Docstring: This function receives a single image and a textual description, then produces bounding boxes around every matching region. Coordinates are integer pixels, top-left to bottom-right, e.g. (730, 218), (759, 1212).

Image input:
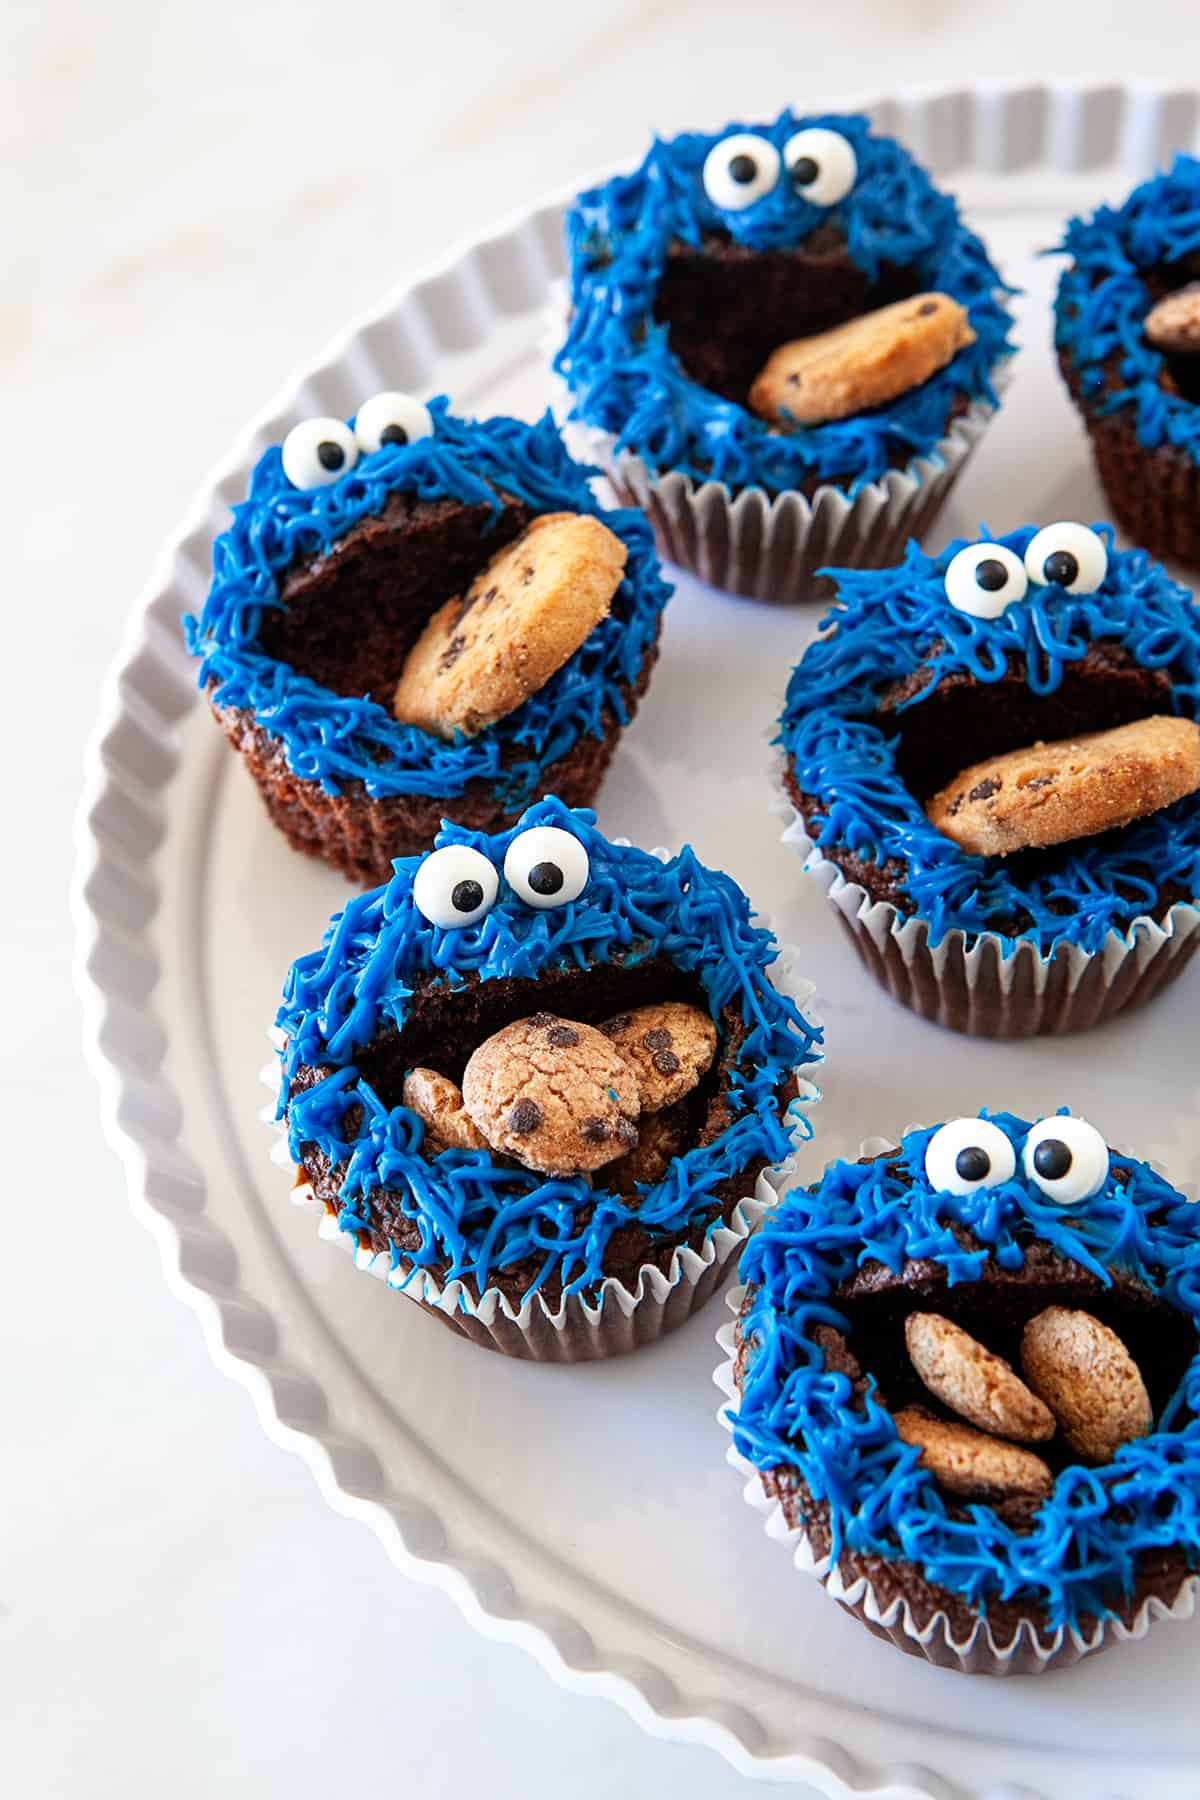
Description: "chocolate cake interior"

(651, 224), (922, 405)
(826, 1213), (1197, 1479)
(326, 951), (741, 1168)
(256, 493), (535, 703)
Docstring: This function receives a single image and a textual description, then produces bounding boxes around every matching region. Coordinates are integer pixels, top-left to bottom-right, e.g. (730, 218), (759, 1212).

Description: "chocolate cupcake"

(718, 1111), (1200, 1674)
(183, 399), (672, 883)
(1057, 156), (1200, 569)
(267, 797), (821, 1360)
(553, 110), (1013, 603)
(777, 521), (1200, 1036)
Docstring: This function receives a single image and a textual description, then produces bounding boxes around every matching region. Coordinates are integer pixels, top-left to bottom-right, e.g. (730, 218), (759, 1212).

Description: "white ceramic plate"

(74, 81), (1200, 1800)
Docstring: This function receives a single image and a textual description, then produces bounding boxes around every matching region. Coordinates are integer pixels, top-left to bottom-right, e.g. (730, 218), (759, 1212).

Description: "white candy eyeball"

(503, 826), (590, 910)
(783, 127), (858, 206)
(354, 391), (434, 456)
(281, 417), (359, 490)
(944, 542), (1028, 619)
(924, 1118), (1017, 1196)
(412, 845), (499, 930)
(702, 133), (781, 211)
(1022, 1115), (1110, 1205)
(1023, 523), (1109, 596)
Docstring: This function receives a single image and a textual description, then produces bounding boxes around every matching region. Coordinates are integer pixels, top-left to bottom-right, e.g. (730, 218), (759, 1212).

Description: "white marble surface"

(10, 5), (1200, 1796)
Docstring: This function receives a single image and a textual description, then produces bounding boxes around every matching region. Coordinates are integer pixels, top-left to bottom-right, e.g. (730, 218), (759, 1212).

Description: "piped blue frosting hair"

(183, 401), (671, 803)
(778, 525), (1200, 954)
(1056, 155), (1200, 462)
(733, 1111), (1200, 1631)
(275, 798), (821, 1302)
(555, 111), (1013, 498)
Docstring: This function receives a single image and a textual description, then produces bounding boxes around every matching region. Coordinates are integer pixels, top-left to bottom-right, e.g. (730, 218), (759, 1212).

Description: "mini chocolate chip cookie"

(926, 714), (1200, 857)
(748, 291), (975, 427)
(1144, 282), (1200, 355)
(461, 1011), (640, 1176)
(600, 1002), (718, 1113)
(392, 512), (627, 740)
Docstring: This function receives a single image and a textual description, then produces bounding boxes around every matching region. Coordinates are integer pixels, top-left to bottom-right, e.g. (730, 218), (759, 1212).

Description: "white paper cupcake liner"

(775, 772), (1200, 1038)
(544, 284), (1009, 604)
(714, 1268), (1200, 1677)
(261, 931), (821, 1362)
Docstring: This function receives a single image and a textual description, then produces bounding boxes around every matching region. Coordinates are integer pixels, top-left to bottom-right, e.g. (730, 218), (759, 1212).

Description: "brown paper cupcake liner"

(714, 1281), (1200, 1676)
(214, 634), (658, 885)
(262, 945), (821, 1363)
(776, 779), (1200, 1038)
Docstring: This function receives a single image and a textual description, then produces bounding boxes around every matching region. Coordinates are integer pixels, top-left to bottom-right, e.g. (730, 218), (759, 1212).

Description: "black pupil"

(975, 557), (1010, 593)
(790, 155), (820, 188)
(728, 153), (758, 185)
(451, 879), (483, 914)
(316, 440), (345, 472)
(1033, 1138), (1073, 1181)
(1042, 549), (1079, 587)
(380, 424), (408, 447)
(528, 861), (564, 896)
(955, 1145), (991, 1182)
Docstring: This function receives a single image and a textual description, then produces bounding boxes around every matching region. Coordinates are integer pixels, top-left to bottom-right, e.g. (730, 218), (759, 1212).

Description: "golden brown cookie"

(392, 512), (627, 740)
(461, 1012), (640, 1176)
(1144, 282), (1200, 354)
(926, 715), (1200, 857)
(606, 1104), (688, 1193)
(905, 1312), (1056, 1443)
(1021, 1307), (1152, 1464)
(747, 292), (975, 427)
(599, 1002), (718, 1113)
(893, 1406), (1054, 1502)
(402, 1067), (488, 1156)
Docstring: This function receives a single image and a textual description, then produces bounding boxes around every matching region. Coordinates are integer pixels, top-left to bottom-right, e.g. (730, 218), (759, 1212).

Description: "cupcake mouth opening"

(880, 643), (1173, 803)
(256, 492), (535, 705)
(833, 1249), (1196, 1485)
(1144, 257), (1200, 403)
(651, 223), (922, 407)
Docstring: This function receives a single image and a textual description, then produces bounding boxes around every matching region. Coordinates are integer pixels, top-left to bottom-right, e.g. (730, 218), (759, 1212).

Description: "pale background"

(6, 4), (1200, 1796)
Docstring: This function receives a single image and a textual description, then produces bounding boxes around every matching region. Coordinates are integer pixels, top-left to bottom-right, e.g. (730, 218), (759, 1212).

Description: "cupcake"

(183, 398), (672, 883)
(1057, 156), (1200, 570)
(717, 1110), (1200, 1674)
(268, 796), (821, 1360)
(777, 521), (1200, 1036)
(553, 110), (1012, 603)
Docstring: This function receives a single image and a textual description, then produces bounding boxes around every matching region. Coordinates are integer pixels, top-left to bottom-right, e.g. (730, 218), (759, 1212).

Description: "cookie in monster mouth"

(183, 398), (672, 883)
(778, 520), (1200, 1032)
(271, 797), (821, 1360)
(726, 1110), (1200, 1671)
(554, 110), (1013, 499)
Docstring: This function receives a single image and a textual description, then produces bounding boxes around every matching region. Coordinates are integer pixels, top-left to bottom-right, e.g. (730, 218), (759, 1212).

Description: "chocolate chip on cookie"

(747, 291), (975, 427)
(461, 1012), (640, 1176)
(926, 714), (1200, 857)
(402, 1067), (488, 1156)
(392, 512), (627, 740)
(599, 1002), (717, 1113)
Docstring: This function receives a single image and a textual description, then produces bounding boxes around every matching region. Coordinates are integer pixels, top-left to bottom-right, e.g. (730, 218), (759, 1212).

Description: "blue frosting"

(183, 401), (672, 802)
(1056, 155), (1200, 464)
(778, 525), (1200, 954)
(734, 1110), (1200, 1630)
(555, 111), (1013, 498)
(274, 797), (822, 1302)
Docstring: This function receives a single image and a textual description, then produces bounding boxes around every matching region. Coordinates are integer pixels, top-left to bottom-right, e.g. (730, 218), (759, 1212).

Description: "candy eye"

(1023, 523), (1108, 596)
(354, 391), (434, 455)
(280, 417), (359, 490)
(412, 845), (499, 930)
(782, 127), (858, 206)
(924, 1118), (1017, 1196)
(1023, 1115), (1110, 1205)
(944, 542), (1028, 618)
(702, 133), (781, 211)
(503, 826), (590, 909)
